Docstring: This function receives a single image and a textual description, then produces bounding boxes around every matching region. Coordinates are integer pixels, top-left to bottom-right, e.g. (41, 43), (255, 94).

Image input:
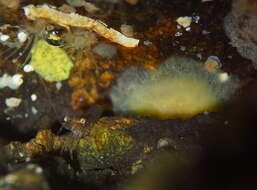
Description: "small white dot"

(218, 72), (229, 82)
(19, 152), (24, 157)
(185, 27), (191, 31)
(31, 106), (38, 114)
(175, 32), (183, 37)
(35, 167), (43, 174)
(0, 34), (10, 41)
(12, 59), (18, 63)
(25, 157), (31, 162)
(31, 94), (37, 101)
(23, 64), (34, 72)
(12, 74), (23, 87)
(17, 31), (27, 43)
(56, 82), (62, 90)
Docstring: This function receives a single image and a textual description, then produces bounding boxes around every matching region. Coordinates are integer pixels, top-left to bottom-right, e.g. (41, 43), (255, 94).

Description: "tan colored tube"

(23, 4), (139, 48)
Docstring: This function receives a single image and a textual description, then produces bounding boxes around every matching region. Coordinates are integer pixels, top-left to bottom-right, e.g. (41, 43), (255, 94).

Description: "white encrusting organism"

(0, 74), (23, 90)
(0, 34), (10, 41)
(176, 16), (192, 28)
(110, 56), (239, 119)
(5, 97), (22, 108)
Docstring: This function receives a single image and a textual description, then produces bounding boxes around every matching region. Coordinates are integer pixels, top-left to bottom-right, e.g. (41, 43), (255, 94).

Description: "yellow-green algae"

(29, 39), (73, 82)
(78, 122), (134, 169)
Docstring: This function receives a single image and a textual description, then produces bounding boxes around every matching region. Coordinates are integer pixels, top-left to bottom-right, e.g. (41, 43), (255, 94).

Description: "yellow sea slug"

(29, 39), (73, 82)
(110, 56), (238, 119)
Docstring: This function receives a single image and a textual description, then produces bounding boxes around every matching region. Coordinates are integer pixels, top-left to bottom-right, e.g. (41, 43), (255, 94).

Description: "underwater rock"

(92, 43), (117, 58)
(0, 0), (20, 10)
(3, 113), (226, 188)
(176, 16), (192, 28)
(66, 0), (87, 7)
(77, 117), (135, 170)
(125, 0), (139, 5)
(224, 0), (257, 68)
(120, 24), (134, 37)
(0, 164), (50, 190)
(66, 0), (100, 13)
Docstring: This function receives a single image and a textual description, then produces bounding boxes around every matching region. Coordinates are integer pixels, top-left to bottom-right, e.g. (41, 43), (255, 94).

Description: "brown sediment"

(68, 40), (159, 109)
(0, 0), (20, 10)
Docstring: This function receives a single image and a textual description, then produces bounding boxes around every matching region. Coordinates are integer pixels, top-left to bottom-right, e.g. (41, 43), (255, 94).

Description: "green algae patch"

(29, 39), (73, 82)
(78, 124), (134, 169)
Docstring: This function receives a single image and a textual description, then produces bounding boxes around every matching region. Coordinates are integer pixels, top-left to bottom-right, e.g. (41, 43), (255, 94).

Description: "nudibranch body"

(110, 56), (239, 119)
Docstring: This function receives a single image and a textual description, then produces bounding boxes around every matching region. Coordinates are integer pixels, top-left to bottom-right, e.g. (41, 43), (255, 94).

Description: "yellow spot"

(29, 39), (73, 82)
(48, 33), (61, 41)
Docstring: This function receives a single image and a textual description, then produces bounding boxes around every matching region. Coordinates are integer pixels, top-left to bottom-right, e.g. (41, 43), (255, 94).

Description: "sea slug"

(110, 56), (239, 119)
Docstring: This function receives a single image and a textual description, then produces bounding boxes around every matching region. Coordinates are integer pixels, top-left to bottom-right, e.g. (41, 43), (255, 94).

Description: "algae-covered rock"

(0, 164), (50, 190)
(77, 118), (134, 170)
(29, 39), (73, 82)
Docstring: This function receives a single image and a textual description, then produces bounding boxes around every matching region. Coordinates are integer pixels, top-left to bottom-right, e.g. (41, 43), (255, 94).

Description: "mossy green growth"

(78, 125), (134, 169)
(29, 39), (73, 82)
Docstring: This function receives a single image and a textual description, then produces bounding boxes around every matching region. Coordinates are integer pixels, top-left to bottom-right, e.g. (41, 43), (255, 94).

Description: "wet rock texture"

(224, 0), (257, 68)
(0, 0), (257, 190)
(3, 115), (222, 189)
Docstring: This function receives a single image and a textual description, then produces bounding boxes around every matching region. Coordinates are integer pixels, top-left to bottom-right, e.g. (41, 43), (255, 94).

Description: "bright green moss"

(29, 39), (73, 82)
